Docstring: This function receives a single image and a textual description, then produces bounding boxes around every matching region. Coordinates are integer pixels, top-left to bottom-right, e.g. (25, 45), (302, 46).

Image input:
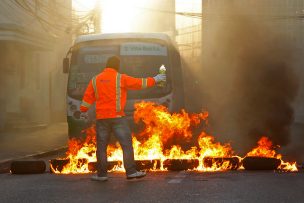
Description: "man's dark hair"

(106, 56), (120, 71)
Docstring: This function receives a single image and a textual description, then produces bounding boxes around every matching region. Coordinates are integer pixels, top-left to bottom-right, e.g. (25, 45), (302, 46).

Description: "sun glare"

(73, 0), (97, 12)
(101, 0), (152, 33)
(73, 0), (153, 33)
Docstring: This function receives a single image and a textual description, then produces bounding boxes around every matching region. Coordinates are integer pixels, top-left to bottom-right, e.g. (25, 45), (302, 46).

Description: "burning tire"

(135, 160), (161, 171)
(88, 160), (160, 172)
(203, 156), (240, 170)
(242, 156), (281, 170)
(50, 158), (93, 173)
(88, 162), (97, 172)
(10, 160), (46, 174)
(88, 161), (122, 172)
(49, 159), (70, 173)
(163, 159), (199, 171)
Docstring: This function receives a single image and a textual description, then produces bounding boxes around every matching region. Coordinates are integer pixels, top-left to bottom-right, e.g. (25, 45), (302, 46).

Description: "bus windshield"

(68, 41), (171, 100)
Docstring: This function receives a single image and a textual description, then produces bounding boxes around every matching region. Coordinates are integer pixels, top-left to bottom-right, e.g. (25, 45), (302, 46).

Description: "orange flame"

(246, 136), (279, 158)
(50, 102), (297, 174)
(197, 132), (236, 171)
(246, 136), (297, 172)
(134, 102), (209, 144)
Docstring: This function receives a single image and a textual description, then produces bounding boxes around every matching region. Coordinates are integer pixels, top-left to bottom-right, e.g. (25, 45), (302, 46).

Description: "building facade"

(0, 0), (72, 130)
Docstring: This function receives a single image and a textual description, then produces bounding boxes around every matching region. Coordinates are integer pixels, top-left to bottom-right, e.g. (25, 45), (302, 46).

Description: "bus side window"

(170, 46), (185, 111)
(71, 50), (79, 65)
(171, 47), (183, 89)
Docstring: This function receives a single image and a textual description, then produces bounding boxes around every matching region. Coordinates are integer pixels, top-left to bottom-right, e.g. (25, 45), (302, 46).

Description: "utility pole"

(201, 0), (205, 66)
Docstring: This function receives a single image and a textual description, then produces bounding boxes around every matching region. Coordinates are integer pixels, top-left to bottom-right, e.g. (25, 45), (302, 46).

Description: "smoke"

(200, 2), (299, 153)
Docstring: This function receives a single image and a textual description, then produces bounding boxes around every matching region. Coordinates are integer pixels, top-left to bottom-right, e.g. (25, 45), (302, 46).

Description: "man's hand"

(153, 74), (166, 83)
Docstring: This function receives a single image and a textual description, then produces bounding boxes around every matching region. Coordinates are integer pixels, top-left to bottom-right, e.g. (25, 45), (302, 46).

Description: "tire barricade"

(8, 156), (297, 174)
(242, 156), (281, 170)
(10, 160), (46, 174)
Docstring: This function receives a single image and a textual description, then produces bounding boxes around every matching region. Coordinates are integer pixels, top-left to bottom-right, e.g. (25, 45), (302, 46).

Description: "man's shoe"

(91, 174), (108, 181)
(127, 171), (146, 179)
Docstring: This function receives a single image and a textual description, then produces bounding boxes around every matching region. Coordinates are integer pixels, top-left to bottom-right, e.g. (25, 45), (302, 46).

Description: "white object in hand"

(159, 65), (166, 74)
(157, 65), (166, 86)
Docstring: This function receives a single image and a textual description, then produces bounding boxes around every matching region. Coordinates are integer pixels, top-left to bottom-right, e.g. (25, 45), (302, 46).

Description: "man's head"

(106, 56), (120, 71)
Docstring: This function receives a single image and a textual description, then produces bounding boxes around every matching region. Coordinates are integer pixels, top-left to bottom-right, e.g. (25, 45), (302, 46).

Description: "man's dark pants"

(96, 117), (137, 177)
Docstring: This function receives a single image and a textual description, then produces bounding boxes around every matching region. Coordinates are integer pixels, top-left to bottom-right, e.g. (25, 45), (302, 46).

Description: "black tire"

(242, 156), (281, 170)
(88, 161), (122, 172)
(49, 159), (70, 173)
(50, 158), (91, 173)
(88, 160), (160, 172)
(88, 162), (97, 172)
(135, 160), (161, 171)
(163, 159), (199, 171)
(203, 156), (240, 170)
(10, 160), (46, 174)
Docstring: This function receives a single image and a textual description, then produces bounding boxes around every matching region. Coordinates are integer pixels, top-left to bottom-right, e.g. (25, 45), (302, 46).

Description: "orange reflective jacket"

(80, 68), (156, 119)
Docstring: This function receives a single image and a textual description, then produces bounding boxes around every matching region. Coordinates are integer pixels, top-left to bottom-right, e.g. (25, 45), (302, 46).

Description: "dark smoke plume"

(200, 2), (299, 153)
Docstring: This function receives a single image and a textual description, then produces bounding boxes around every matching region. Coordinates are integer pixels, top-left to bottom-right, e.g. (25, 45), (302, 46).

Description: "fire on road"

(49, 102), (297, 174)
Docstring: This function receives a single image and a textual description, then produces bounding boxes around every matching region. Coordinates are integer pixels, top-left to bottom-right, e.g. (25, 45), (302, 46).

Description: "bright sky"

(101, 0), (154, 33)
(175, 0), (201, 29)
(72, 0), (201, 33)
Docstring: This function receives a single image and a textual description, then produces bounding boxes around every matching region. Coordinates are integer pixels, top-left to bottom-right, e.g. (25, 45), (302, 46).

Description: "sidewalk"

(0, 122), (68, 162)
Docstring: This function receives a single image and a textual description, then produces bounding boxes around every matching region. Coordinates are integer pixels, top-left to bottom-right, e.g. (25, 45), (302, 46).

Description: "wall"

(0, 0), (72, 129)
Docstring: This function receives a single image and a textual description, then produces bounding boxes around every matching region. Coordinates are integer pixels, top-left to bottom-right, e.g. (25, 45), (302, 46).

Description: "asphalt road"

(1, 170), (304, 203)
(0, 123), (68, 162)
(1, 122), (303, 203)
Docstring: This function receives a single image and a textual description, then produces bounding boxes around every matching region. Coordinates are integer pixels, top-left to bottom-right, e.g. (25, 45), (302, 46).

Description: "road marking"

(174, 174), (187, 178)
(168, 171), (187, 184)
(168, 179), (182, 184)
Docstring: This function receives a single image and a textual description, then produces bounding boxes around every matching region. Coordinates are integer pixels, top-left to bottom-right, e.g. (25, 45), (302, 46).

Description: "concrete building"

(0, 0), (72, 130)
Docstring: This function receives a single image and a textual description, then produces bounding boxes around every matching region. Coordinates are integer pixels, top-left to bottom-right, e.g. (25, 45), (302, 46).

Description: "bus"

(63, 33), (185, 138)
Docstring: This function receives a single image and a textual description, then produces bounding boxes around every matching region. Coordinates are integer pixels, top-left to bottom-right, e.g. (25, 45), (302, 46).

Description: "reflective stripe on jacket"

(80, 68), (156, 119)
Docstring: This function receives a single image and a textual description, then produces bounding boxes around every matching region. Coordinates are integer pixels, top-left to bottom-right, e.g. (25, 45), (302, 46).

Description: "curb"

(5, 123), (48, 133)
(0, 146), (68, 174)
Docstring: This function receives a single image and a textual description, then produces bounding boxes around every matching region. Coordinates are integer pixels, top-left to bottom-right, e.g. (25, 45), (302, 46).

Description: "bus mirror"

(63, 58), (69, 73)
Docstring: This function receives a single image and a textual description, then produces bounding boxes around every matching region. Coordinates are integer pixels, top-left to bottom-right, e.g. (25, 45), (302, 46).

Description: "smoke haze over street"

(196, 2), (301, 154)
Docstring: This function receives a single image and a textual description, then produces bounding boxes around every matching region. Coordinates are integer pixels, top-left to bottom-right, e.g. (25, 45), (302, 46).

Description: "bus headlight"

(70, 104), (77, 112)
(73, 111), (81, 119)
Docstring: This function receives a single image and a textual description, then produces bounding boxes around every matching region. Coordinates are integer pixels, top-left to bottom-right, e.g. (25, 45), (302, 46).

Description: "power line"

(5, 0), (304, 38)
(11, 0), (98, 36)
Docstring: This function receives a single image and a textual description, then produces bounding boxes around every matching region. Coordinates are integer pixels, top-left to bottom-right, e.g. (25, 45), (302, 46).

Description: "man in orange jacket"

(80, 56), (166, 181)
